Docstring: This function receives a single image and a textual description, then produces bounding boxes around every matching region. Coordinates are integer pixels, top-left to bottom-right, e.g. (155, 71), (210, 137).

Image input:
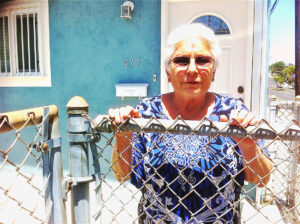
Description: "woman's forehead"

(174, 38), (211, 54)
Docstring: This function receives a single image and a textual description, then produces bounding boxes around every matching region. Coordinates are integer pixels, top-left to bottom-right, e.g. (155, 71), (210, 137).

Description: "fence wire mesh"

(266, 98), (300, 223)
(1, 99), (299, 224)
(0, 106), (63, 224)
(86, 109), (300, 224)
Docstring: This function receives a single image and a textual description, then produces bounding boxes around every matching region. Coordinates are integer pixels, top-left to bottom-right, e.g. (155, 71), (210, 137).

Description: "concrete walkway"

(241, 199), (287, 224)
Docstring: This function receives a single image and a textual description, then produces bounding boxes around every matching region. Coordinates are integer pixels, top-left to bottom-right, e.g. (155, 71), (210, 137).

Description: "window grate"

(16, 13), (39, 75)
(0, 7), (41, 78)
(0, 16), (10, 75)
(0, 2), (50, 86)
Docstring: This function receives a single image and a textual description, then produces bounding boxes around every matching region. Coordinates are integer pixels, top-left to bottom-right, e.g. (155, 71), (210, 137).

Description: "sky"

(269, 0), (295, 65)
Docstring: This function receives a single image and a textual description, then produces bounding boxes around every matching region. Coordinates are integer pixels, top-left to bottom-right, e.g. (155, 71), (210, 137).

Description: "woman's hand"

(228, 109), (262, 128)
(108, 106), (141, 124)
(108, 106), (141, 182)
(220, 109), (262, 128)
(220, 110), (272, 186)
(220, 109), (262, 144)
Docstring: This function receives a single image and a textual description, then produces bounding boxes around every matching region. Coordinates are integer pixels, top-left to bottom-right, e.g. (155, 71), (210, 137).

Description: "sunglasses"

(172, 56), (213, 67)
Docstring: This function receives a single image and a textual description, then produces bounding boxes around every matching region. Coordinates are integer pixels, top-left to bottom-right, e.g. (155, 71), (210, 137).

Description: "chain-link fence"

(1, 97), (299, 224)
(65, 96), (300, 224)
(265, 96), (300, 223)
(0, 105), (66, 224)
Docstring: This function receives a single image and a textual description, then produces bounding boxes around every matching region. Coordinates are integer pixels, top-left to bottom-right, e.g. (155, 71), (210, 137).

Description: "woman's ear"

(212, 69), (216, 82)
(165, 69), (171, 82)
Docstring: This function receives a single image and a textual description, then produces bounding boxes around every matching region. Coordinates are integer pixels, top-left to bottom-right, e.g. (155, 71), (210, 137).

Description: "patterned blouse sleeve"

(130, 132), (147, 188)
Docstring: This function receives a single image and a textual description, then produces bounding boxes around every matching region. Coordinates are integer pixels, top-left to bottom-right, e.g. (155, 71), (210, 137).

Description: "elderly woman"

(109, 24), (272, 223)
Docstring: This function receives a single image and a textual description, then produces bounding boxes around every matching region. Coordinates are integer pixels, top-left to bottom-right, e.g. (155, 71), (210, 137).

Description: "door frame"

(160, 0), (269, 114)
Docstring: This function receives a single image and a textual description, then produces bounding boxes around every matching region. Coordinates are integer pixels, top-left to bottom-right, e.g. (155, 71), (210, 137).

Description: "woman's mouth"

(185, 81), (199, 84)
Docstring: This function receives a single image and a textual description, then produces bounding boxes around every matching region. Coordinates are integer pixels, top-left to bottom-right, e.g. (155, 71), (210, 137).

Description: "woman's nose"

(187, 58), (197, 73)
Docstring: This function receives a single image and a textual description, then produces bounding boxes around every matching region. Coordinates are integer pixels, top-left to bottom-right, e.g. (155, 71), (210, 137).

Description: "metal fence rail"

(66, 96), (300, 224)
(0, 105), (66, 223)
(92, 115), (300, 141)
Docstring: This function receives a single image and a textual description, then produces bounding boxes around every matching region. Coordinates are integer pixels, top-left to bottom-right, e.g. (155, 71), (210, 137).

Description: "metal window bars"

(0, 15), (10, 74)
(0, 105), (66, 223)
(66, 96), (299, 224)
(0, 5), (40, 77)
(16, 12), (40, 75)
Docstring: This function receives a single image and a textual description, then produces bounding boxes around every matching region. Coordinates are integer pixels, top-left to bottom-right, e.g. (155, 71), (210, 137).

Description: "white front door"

(161, 0), (255, 107)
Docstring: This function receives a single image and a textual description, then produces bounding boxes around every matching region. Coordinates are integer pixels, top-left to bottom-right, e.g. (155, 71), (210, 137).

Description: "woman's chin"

(180, 88), (208, 97)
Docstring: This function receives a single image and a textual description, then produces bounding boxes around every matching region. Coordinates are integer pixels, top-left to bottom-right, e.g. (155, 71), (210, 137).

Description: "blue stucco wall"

(0, 0), (161, 171)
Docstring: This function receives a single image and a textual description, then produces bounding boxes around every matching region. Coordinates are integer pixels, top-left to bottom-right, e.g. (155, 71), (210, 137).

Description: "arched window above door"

(192, 15), (230, 35)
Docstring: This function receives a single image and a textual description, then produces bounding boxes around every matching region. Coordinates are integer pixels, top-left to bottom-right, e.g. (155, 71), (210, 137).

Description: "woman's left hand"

(220, 110), (262, 144)
(221, 110), (272, 186)
(220, 109), (262, 128)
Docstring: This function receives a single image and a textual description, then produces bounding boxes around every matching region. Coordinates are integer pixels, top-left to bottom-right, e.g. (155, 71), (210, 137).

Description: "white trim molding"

(251, 0), (269, 114)
(160, 0), (169, 94)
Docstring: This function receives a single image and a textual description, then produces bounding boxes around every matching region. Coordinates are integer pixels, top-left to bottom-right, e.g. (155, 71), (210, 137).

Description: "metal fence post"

(40, 106), (67, 224)
(42, 107), (52, 222)
(294, 95), (300, 122)
(67, 96), (90, 223)
(264, 95), (278, 202)
(269, 95), (278, 124)
(49, 107), (67, 224)
(289, 96), (300, 210)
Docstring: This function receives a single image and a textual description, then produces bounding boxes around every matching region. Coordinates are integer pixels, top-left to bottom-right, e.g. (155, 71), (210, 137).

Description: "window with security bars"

(1, 10), (40, 75)
(192, 15), (230, 35)
(0, 2), (50, 87)
(16, 13), (40, 74)
(0, 16), (10, 75)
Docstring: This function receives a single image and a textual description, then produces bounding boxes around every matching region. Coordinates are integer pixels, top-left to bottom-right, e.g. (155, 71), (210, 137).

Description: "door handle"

(237, 86), (244, 94)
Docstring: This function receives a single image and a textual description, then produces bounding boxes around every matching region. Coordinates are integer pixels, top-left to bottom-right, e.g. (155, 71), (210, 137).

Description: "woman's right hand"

(108, 106), (141, 124)
(109, 106), (139, 182)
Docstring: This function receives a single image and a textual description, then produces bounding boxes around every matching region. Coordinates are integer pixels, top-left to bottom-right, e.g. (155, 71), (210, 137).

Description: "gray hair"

(164, 23), (221, 72)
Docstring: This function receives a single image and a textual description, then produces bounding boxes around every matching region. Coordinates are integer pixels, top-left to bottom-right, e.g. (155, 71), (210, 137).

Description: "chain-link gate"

(66, 96), (300, 224)
(0, 105), (66, 224)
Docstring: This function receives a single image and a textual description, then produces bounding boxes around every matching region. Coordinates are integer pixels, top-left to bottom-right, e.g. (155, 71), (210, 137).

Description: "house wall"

(0, 0), (161, 170)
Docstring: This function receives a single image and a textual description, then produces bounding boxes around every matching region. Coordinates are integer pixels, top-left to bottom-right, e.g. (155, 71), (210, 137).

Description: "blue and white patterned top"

(130, 94), (254, 224)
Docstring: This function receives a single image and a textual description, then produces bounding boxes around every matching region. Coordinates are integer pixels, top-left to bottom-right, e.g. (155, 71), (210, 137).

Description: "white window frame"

(0, 0), (51, 87)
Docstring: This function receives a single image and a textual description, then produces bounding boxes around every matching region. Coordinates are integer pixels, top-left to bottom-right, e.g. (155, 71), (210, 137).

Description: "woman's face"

(167, 38), (215, 97)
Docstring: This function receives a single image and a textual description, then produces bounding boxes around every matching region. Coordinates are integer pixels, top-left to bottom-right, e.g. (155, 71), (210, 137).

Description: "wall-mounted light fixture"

(121, 1), (134, 19)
